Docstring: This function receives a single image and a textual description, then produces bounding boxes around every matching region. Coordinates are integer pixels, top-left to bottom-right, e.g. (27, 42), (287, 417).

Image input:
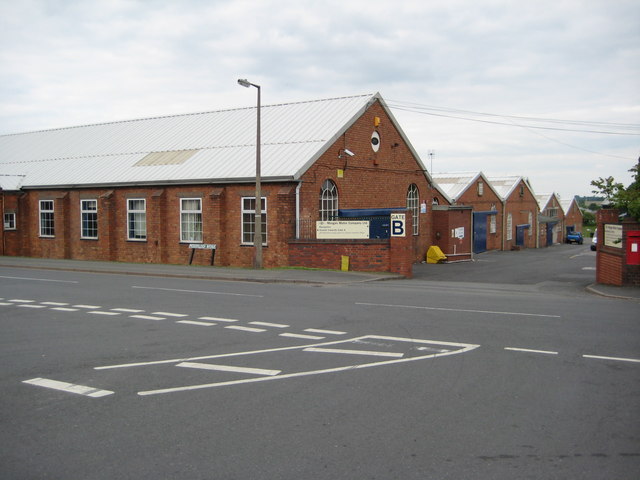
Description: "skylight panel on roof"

(134, 149), (199, 167)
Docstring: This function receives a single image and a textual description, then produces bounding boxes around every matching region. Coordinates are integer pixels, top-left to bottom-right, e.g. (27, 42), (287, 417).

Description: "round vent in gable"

(371, 131), (380, 152)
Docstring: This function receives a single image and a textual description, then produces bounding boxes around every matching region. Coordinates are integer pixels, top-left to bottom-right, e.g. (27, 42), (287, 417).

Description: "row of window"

(4, 198), (267, 245)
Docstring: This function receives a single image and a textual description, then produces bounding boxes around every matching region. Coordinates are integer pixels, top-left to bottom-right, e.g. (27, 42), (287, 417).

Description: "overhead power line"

(386, 99), (640, 136)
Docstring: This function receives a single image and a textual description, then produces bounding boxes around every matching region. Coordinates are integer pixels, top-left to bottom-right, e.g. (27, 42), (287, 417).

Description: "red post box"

(626, 230), (640, 265)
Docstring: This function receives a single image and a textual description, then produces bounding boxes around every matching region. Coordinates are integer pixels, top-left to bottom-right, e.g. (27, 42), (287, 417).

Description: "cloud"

(0, 0), (638, 198)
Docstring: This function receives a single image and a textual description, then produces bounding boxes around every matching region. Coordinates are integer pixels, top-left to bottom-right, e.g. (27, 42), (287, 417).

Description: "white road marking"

(23, 378), (113, 397)
(583, 355), (640, 364)
(199, 316), (237, 322)
(111, 308), (145, 313)
(0, 302), (12, 306)
(0, 275), (78, 283)
(177, 362), (281, 376)
(177, 320), (216, 326)
(41, 302), (69, 306)
(582, 267), (596, 270)
(88, 311), (121, 316)
(73, 304), (101, 309)
(356, 302), (561, 318)
(280, 333), (325, 340)
(17, 304), (47, 309)
(136, 335), (480, 396)
(304, 328), (347, 335)
(249, 321), (289, 328)
(504, 347), (558, 355)
(304, 347), (404, 358)
(225, 325), (266, 333)
(152, 311), (188, 317)
(130, 314), (165, 321)
(51, 307), (79, 312)
(132, 286), (263, 298)
(9, 299), (35, 303)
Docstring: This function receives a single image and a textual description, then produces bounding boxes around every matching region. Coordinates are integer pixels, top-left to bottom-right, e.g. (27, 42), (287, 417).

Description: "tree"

(591, 159), (640, 220)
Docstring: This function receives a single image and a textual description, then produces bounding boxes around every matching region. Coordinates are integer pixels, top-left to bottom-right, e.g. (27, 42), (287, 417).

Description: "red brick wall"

(455, 178), (502, 251)
(431, 207), (473, 261)
(504, 181), (538, 250)
(564, 201), (583, 234)
(596, 209), (640, 286)
(289, 240), (390, 272)
(297, 100), (436, 263)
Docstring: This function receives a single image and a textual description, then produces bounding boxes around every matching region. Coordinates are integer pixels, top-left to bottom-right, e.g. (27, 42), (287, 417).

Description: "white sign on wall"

(390, 213), (406, 237)
(316, 221), (369, 239)
(604, 224), (623, 248)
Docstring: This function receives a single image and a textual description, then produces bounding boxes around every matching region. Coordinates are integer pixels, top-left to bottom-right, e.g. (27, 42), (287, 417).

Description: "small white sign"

(316, 221), (369, 239)
(454, 227), (465, 239)
(189, 243), (216, 249)
(390, 213), (406, 237)
(604, 224), (623, 248)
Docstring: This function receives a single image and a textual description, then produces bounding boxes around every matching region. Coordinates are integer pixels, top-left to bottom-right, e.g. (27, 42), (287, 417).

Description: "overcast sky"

(1, 0), (638, 199)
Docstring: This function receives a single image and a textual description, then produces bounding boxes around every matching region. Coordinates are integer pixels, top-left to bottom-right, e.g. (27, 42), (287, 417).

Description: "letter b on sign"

(390, 213), (406, 237)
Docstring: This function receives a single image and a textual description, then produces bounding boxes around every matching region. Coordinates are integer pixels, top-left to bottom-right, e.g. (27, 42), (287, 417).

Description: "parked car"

(591, 229), (598, 251)
(566, 231), (584, 244)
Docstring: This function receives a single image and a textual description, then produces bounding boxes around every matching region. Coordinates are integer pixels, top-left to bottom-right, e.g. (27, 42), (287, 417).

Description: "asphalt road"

(1, 245), (638, 479)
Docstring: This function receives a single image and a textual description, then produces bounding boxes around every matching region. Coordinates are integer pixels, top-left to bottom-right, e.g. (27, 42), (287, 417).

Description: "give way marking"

(95, 335), (479, 396)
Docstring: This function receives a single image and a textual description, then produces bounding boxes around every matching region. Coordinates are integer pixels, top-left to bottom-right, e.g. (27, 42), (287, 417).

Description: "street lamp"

(237, 78), (262, 268)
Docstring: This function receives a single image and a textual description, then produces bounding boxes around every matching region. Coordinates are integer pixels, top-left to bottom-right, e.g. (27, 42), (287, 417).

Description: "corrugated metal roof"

(0, 93), (376, 188)
(486, 175), (535, 201)
(431, 172), (482, 202)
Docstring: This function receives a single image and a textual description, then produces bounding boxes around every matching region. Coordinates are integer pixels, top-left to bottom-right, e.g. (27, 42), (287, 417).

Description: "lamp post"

(237, 78), (262, 268)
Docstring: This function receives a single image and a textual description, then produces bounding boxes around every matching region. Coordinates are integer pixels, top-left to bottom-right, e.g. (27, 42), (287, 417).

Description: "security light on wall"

(343, 149), (355, 157)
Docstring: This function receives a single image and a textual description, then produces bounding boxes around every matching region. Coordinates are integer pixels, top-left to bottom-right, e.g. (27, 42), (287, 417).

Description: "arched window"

(407, 184), (419, 235)
(320, 179), (338, 220)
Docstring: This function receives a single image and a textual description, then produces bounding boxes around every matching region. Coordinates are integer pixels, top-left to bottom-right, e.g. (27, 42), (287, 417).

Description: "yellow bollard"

(341, 255), (350, 271)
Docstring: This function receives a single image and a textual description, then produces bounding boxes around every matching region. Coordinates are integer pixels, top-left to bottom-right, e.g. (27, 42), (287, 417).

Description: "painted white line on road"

(23, 378), (114, 397)
(199, 316), (237, 322)
(17, 304), (47, 309)
(130, 314), (165, 321)
(356, 302), (561, 318)
(504, 347), (558, 355)
(0, 302), (12, 306)
(137, 335), (481, 396)
(280, 333), (325, 340)
(9, 299), (35, 303)
(73, 304), (101, 309)
(132, 285), (263, 298)
(304, 328), (347, 335)
(112, 308), (144, 313)
(225, 325), (267, 333)
(96, 335), (480, 372)
(249, 321), (289, 328)
(177, 362), (281, 376)
(152, 312), (188, 317)
(304, 347), (404, 358)
(582, 267), (596, 270)
(51, 307), (79, 312)
(88, 311), (121, 316)
(583, 355), (640, 364)
(41, 302), (69, 306)
(177, 320), (216, 326)
(0, 275), (78, 284)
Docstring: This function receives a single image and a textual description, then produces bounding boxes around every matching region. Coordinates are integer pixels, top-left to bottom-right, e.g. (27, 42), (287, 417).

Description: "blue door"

(516, 225), (526, 246)
(473, 213), (488, 253)
(546, 222), (556, 246)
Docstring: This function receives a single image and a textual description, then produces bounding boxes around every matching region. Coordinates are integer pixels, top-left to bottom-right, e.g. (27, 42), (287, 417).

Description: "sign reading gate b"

(390, 213), (406, 237)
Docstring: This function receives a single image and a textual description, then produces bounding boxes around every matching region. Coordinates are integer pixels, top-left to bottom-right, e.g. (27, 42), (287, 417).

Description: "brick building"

(1, 93), (444, 275)
(536, 193), (565, 246)
(487, 176), (539, 250)
(561, 196), (584, 236)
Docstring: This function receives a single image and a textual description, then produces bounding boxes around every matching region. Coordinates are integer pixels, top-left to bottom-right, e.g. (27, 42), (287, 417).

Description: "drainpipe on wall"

(501, 199), (506, 251)
(295, 181), (302, 239)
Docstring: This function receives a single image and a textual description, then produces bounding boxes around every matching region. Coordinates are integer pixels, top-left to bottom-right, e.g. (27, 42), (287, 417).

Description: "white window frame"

(180, 198), (203, 243)
(127, 198), (147, 241)
(490, 214), (496, 234)
(39, 200), (55, 238)
(506, 213), (513, 241)
(320, 179), (338, 221)
(478, 181), (484, 196)
(241, 197), (267, 246)
(528, 212), (533, 236)
(3, 212), (16, 230)
(407, 184), (419, 235)
(80, 199), (98, 239)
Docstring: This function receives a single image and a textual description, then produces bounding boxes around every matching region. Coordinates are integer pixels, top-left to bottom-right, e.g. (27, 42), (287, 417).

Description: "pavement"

(1, 255), (639, 302)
